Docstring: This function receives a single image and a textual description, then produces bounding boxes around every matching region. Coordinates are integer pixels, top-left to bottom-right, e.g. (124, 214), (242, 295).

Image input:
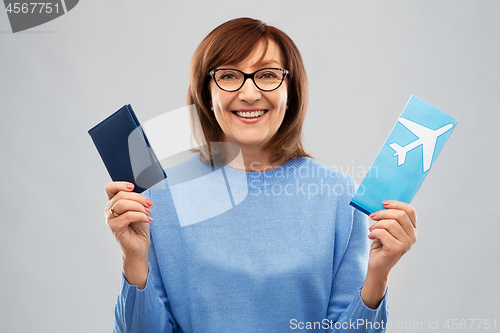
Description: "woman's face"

(210, 39), (287, 150)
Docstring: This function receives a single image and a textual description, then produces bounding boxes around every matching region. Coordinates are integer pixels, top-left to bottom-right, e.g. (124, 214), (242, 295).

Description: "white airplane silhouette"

(389, 118), (454, 172)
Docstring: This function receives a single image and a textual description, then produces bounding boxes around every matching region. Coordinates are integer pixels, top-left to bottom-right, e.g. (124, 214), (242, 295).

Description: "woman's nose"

(238, 78), (261, 103)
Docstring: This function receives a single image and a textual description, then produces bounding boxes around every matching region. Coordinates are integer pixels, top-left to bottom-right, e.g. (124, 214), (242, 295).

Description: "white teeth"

(236, 110), (265, 118)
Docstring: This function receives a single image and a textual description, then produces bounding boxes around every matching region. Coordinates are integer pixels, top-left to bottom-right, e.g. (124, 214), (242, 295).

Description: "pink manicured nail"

(146, 199), (153, 206)
(126, 184), (134, 189)
(147, 216), (153, 222)
(369, 213), (376, 219)
(369, 225), (373, 231)
(382, 201), (390, 206)
(145, 208), (151, 214)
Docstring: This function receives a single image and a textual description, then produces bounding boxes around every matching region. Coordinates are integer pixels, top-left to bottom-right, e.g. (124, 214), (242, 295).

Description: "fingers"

(104, 182), (154, 232)
(105, 181), (135, 200)
(109, 198), (152, 218)
(366, 201), (418, 275)
(105, 193), (153, 234)
(369, 218), (409, 243)
(368, 228), (409, 258)
(107, 211), (153, 236)
(105, 189), (153, 216)
(368, 201), (417, 253)
(381, 201), (417, 228)
(370, 212), (416, 242)
(370, 202), (417, 238)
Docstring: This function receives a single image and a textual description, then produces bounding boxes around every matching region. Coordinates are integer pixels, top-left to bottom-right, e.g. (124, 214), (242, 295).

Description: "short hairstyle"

(187, 17), (312, 166)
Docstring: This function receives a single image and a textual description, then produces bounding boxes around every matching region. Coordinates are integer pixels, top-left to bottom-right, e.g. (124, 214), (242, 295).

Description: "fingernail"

(147, 216), (153, 222)
(382, 201), (390, 206)
(369, 224), (373, 231)
(146, 199), (153, 206)
(126, 184), (134, 190)
(369, 213), (376, 219)
(145, 208), (151, 214)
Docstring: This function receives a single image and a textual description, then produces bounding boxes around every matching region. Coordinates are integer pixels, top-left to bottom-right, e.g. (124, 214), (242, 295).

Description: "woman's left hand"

(367, 200), (417, 278)
(360, 200), (417, 308)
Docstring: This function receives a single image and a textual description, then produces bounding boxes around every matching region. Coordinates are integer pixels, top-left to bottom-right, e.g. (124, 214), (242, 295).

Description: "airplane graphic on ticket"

(389, 118), (454, 173)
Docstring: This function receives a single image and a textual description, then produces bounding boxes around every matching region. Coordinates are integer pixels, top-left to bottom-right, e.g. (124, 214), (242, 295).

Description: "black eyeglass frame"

(209, 68), (289, 92)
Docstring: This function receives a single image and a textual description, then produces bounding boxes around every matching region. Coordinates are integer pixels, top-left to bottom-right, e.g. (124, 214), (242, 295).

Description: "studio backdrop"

(0, 1), (498, 332)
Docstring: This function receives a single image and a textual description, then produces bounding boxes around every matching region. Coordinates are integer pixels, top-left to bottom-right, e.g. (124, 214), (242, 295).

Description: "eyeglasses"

(209, 68), (289, 92)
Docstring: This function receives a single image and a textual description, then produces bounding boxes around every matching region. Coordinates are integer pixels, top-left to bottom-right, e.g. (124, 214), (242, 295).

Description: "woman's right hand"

(104, 181), (153, 288)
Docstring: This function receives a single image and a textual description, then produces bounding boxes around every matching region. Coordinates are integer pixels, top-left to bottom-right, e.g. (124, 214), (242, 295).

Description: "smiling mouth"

(231, 110), (268, 119)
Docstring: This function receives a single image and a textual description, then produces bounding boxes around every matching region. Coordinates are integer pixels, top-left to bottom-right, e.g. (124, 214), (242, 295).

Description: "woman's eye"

(219, 72), (238, 80)
(258, 71), (278, 79)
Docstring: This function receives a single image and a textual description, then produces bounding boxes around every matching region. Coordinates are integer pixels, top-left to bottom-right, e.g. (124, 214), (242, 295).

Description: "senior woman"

(105, 18), (417, 332)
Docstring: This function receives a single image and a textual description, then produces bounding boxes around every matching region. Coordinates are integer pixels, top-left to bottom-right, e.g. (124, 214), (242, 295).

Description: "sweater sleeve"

(113, 190), (178, 333)
(325, 194), (389, 332)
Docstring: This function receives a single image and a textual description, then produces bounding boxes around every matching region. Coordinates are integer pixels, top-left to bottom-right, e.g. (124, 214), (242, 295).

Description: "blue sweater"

(114, 155), (388, 332)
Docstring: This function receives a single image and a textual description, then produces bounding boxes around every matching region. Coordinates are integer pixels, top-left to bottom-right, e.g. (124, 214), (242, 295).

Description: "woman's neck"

(225, 145), (285, 172)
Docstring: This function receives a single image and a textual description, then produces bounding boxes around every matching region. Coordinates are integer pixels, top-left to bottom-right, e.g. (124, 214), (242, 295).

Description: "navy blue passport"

(88, 104), (166, 193)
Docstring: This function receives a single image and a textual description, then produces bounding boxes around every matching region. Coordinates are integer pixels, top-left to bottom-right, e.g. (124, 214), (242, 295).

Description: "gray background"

(1, 0), (498, 332)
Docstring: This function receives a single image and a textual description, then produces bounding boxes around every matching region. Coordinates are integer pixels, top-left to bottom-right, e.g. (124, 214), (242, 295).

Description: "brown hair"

(187, 17), (312, 165)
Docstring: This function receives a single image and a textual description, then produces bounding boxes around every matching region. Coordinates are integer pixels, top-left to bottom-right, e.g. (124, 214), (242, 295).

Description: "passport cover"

(350, 95), (457, 215)
(88, 104), (166, 193)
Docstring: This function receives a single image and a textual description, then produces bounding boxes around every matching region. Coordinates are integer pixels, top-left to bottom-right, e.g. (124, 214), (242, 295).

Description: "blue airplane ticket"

(350, 95), (458, 215)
